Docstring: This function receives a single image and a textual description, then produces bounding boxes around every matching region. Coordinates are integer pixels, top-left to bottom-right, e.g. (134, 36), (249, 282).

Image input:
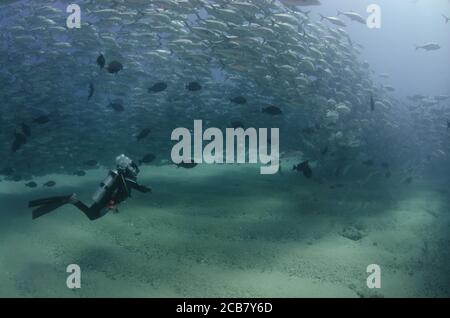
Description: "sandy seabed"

(0, 161), (449, 298)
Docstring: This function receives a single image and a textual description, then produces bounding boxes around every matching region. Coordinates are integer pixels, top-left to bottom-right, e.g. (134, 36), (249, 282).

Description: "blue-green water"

(0, 0), (449, 297)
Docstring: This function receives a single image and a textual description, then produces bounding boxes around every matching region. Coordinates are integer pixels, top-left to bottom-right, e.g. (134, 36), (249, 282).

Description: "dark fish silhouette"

(320, 145), (329, 155)
(381, 162), (390, 169)
(186, 82), (202, 91)
(293, 160), (312, 178)
(148, 82), (168, 93)
(11, 132), (27, 152)
(139, 153), (156, 164)
(136, 128), (151, 141)
(97, 53), (106, 68)
(109, 99), (124, 112)
(176, 161), (198, 169)
(447, 120), (450, 129)
(21, 122), (31, 137)
(370, 96), (375, 111)
(262, 106), (282, 115)
(230, 96), (247, 104)
(32, 115), (49, 125)
(362, 160), (374, 166)
(12, 175), (22, 182)
(25, 181), (37, 188)
(73, 170), (86, 176)
(88, 82), (94, 100)
(107, 61), (123, 74)
(43, 181), (56, 187)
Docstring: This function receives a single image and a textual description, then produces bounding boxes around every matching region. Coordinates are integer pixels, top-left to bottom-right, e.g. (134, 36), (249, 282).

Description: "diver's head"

(115, 154), (139, 177)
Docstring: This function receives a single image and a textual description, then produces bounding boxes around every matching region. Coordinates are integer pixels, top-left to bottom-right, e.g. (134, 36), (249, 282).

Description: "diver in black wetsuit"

(29, 154), (151, 221)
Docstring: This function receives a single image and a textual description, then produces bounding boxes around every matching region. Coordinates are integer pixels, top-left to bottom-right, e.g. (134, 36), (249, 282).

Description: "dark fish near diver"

(148, 82), (168, 93)
(88, 82), (94, 101)
(97, 53), (106, 68)
(320, 145), (329, 155)
(107, 61), (123, 74)
(32, 115), (49, 125)
(381, 162), (390, 169)
(262, 106), (282, 115)
(370, 96), (375, 111)
(362, 160), (374, 166)
(230, 96), (247, 104)
(43, 181), (56, 187)
(25, 181), (37, 188)
(447, 120), (450, 129)
(176, 161), (198, 169)
(136, 128), (151, 141)
(293, 160), (313, 178)
(186, 82), (202, 91)
(139, 153), (156, 164)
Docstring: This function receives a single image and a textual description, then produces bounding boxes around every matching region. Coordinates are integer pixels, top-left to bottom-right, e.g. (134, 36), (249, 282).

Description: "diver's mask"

(115, 154), (139, 177)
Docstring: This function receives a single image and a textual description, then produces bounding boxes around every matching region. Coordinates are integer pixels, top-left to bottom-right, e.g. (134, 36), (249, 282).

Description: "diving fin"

(29, 195), (73, 219)
(32, 201), (69, 219)
(28, 195), (72, 208)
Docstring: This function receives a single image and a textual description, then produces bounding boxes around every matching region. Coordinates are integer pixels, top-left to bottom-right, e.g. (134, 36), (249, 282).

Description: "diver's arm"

(125, 178), (152, 193)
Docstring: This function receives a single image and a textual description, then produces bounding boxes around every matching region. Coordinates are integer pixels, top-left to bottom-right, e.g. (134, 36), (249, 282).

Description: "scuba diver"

(29, 154), (151, 221)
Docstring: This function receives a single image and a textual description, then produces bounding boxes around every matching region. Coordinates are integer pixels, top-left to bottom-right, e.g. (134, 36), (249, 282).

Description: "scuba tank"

(92, 170), (118, 204)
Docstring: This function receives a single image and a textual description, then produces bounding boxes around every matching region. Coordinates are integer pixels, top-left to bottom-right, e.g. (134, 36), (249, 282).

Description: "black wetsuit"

(29, 165), (150, 221)
(73, 169), (150, 220)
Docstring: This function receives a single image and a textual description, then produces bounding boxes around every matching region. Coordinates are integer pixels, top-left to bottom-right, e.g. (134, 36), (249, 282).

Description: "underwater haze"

(0, 0), (450, 298)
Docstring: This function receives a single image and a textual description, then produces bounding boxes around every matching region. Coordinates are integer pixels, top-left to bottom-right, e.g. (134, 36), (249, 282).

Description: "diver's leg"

(69, 195), (104, 221)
